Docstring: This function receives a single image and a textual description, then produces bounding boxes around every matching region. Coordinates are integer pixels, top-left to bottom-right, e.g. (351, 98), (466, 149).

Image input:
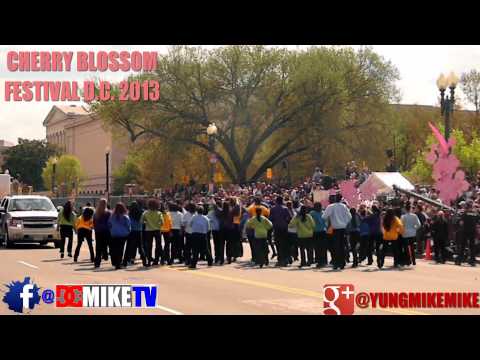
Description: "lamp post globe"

(437, 73), (447, 90)
(207, 123), (218, 136)
(447, 71), (459, 88)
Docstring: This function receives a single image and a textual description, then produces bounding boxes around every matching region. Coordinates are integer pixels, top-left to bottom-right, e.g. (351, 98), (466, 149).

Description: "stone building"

(43, 105), (128, 194)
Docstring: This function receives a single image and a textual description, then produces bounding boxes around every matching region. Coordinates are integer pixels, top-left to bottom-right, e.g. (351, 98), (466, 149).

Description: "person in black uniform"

(456, 201), (478, 266)
(431, 210), (449, 263)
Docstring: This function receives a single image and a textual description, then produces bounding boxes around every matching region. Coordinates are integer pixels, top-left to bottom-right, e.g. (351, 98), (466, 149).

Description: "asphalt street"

(1, 238), (479, 315)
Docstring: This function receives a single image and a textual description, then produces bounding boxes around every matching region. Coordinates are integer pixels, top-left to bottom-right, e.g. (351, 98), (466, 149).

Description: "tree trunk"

(235, 166), (248, 185)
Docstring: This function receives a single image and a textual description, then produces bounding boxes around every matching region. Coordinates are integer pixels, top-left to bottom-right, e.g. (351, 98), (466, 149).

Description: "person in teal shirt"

(289, 206), (315, 268)
(246, 207), (273, 268)
(310, 202), (328, 267)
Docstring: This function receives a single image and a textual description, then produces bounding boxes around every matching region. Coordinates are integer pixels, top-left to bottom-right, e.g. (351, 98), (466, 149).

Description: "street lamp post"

(105, 146), (110, 203)
(437, 71), (459, 141)
(206, 123), (218, 191)
(52, 157), (58, 198)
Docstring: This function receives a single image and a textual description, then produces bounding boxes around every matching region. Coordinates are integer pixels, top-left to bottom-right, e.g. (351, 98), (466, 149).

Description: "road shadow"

(0, 243), (54, 251)
(74, 266), (117, 272)
(77, 263), (97, 267)
(283, 266), (317, 271)
(233, 261), (259, 270)
(41, 258), (65, 263)
(361, 266), (413, 272)
(125, 267), (153, 272)
(62, 260), (91, 266)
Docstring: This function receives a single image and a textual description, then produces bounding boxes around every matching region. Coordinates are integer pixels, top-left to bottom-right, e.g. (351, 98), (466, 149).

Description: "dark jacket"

(269, 204), (292, 230)
(94, 210), (111, 233)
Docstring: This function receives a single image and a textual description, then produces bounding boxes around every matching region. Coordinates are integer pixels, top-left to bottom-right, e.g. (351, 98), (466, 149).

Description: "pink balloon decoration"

(425, 124), (470, 205)
(339, 179), (360, 208)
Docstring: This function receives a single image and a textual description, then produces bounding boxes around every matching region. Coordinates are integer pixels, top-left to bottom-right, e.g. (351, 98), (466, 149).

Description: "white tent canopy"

(359, 172), (414, 197)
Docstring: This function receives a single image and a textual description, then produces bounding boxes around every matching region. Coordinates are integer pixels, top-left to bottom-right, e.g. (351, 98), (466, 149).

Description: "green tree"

(112, 156), (142, 195)
(1, 138), (61, 191)
(91, 45), (399, 184)
(42, 155), (86, 195)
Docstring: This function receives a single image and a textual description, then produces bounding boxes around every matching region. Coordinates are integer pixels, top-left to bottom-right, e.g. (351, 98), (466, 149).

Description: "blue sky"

(1, 45), (479, 144)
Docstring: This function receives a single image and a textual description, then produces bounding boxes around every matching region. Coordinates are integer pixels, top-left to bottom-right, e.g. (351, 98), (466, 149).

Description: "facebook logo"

(3, 277), (41, 313)
(20, 284), (34, 309)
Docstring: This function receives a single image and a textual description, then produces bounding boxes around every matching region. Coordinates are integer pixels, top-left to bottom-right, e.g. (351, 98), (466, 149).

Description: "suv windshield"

(8, 198), (56, 212)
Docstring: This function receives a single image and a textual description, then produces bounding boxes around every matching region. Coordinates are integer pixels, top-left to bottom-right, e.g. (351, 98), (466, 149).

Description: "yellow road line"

(166, 267), (429, 315)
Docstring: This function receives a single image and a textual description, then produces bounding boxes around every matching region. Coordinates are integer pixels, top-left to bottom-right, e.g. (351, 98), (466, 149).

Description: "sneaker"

(60, 253), (64, 259)
(74, 258), (78, 263)
(68, 253), (72, 258)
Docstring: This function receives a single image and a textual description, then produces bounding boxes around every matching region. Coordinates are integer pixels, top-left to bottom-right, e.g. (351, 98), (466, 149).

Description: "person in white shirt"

(169, 203), (184, 264)
(400, 203), (421, 266)
(322, 193), (352, 270)
(182, 203), (195, 266)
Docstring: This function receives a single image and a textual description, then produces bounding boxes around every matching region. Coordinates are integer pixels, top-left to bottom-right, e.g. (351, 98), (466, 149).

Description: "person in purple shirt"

(108, 202), (131, 270)
(93, 198), (111, 268)
(366, 205), (382, 266)
(269, 196), (292, 267)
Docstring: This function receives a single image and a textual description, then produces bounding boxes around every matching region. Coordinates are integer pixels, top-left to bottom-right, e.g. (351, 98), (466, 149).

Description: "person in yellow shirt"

(379, 208), (404, 269)
(160, 203), (173, 265)
(246, 197), (271, 262)
(73, 207), (95, 263)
